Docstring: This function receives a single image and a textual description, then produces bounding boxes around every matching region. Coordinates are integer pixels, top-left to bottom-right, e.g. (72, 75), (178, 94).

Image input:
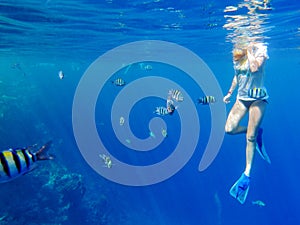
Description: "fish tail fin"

(35, 141), (54, 160)
(197, 98), (202, 104)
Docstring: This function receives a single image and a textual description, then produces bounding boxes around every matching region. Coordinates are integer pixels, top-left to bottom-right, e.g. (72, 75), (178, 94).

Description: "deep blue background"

(0, 0), (299, 224)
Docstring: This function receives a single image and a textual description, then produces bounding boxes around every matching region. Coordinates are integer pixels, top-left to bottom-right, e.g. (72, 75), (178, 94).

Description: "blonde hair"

(233, 48), (246, 58)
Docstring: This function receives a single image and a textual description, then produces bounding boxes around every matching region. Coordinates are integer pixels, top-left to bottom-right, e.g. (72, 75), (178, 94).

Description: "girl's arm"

(247, 45), (267, 72)
(223, 75), (237, 104)
(228, 75), (237, 94)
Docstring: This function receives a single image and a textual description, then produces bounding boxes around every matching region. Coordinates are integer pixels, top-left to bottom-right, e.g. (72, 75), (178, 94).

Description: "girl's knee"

(246, 128), (259, 142)
(225, 124), (236, 134)
(246, 134), (256, 143)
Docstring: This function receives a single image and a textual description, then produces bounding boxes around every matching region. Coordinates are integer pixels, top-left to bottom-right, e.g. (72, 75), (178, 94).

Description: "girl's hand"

(223, 93), (232, 104)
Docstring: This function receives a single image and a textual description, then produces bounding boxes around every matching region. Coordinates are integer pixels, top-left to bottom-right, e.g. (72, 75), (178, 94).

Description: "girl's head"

(232, 48), (247, 61)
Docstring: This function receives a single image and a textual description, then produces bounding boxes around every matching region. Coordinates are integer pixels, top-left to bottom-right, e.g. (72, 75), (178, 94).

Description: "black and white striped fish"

(0, 141), (53, 183)
(248, 88), (267, 99)
(168, 89), (184, 102)
(112, 78), (126, 86)
(154, 106), (169, 116)
(197, 96), (216, 105)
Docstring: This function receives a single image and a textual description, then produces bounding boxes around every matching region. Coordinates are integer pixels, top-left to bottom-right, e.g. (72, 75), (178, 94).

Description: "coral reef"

(0, 160), (121, 225)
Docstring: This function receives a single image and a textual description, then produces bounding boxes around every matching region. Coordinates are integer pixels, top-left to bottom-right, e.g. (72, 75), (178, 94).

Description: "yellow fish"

(0, 141), (53, 183)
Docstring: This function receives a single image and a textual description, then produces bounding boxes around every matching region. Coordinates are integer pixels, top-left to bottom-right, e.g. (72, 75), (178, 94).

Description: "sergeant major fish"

(112, 78), (126, 86)
(248, 87), (267, 99)
(166, 97), (177, 115)
(154, 106), (169, 116)
(168, 89), (184, 102)
(197, 96), (216, 105)
(0, 141), (53, 183)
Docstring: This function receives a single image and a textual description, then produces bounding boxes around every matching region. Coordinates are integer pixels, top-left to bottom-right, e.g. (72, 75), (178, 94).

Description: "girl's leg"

(225, 99), (248, 134)
(244, 100), (267, 176)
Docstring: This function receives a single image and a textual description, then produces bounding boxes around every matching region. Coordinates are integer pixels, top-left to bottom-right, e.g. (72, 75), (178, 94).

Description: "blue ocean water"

(0, 0), (299, 224)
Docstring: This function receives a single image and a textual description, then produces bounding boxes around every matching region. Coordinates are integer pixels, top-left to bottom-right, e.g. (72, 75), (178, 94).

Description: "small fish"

(166, 97), (177, 115)
(125, 139), (131, 144)
(197, 96), (216, 105)
(168, 89), (184, 102)
(252, 200), (266, 207)
(99, 154), (113, 168)
(58, 70), (64, 79)
(154, 106), (169, 116)
(144, 64), (153, 71)
(11, 63), (26, 76)
(145, 65), (152, 70)
(139, 63), (152, 71)
(0, 141), (53, 183)
(119, 116), (125, 126)
(112, 78), (125, 86)
(248, 88), (267, 99)
(149, 131), (155, 138)
(167, 104), (176, 115)
(161, 128), (168, 138)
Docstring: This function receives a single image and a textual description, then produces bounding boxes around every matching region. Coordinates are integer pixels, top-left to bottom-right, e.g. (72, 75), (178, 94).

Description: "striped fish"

(197, 96), (216, 105)
(0, 141), (53, 183)
(248, 88), (267, 99)
(166, 98), (176, 115)
(99, 154), (113, 168)
(154, 106), (169, 116)
(168, 89), (184, 102)
(112, 78), (126, 86)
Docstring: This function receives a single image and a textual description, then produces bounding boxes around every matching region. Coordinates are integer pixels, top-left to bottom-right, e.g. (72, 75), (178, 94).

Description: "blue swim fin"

(229, 173), (250, 204)
(256, 128), (271, 164)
